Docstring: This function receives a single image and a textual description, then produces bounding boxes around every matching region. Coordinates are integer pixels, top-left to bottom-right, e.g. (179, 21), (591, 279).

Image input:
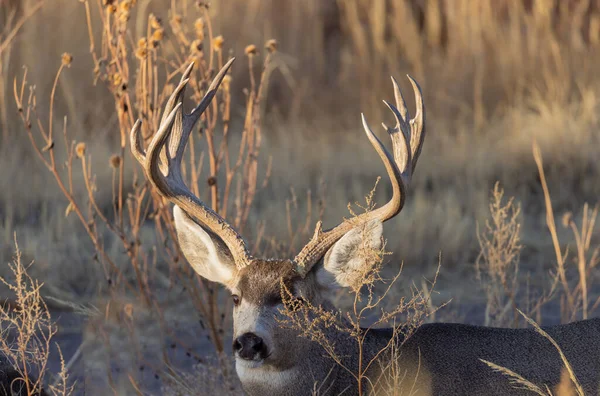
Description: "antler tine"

(382, 99), (411, 179)
(158, 58), (235, 169)
(407, 75), (425, 171)
(130, 119), (145, 164)
(390, 75), (409, 123)
(294, 76), (426, 275)
(130, 58), (253, 268)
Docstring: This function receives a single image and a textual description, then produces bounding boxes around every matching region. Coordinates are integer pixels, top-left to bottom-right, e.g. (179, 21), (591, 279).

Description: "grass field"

(1, 0), (599, 394)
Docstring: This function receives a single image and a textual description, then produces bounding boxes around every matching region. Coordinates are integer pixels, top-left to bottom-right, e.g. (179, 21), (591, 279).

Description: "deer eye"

(232, 294), (241, 306)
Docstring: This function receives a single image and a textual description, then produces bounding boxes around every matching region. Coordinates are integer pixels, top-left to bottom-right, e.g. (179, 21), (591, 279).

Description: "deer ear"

(314, 220), (383, 289)
(173, 205), (238, 288)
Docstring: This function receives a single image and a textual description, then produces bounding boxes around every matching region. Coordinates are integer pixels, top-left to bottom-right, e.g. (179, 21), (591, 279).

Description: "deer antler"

(293, 76), (425, 275)
(130, 58), (254, 268)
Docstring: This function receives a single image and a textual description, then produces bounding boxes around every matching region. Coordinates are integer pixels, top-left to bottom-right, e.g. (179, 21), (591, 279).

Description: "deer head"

(130, 58), (425, 390)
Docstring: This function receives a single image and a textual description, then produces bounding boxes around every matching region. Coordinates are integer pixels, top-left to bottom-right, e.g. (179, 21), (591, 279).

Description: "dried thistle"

(190, 39), (203, 55)
(136, 47), (148, 59)
(172, 14), (182, 26)
(118, 9), (130, 23)
(149, 13), (162, 30)
(109, 154), (122, 168)
(112, 72), (123, 86)
(136, 38), (148, 59)
(152, 28), (164, 44)
(61, 52), (73, 67)
(119, 0), (133, 12)
(213, 35), (224, 51)
(265, 39), (277, 53)
(75, 142), (86, 158)
(245, 44), (258, 56)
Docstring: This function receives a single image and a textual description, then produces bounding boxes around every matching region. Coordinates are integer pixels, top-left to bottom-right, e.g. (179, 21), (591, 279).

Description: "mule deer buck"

(130, 59), (600, 395)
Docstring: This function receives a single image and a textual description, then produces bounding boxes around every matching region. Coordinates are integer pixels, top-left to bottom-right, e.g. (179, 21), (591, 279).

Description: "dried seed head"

(172, 14), (182, 26)
(119, 10), (130, 23)
(149, 13), (162, 30)
(265, 39), (277, 53)
(110, 155), (122, 169)
(61, 53), (73, 66)
(190, 39), (203, 54)
(76, 142), (86, 158)
(117, 0), (132, 22)
(107, 4), (117, 14)
(112, 73), (123, 86)
(119, 0), (132, 11)
(152, 28), (164, 43)
(138, 38), (147, 49)
(136, 48), (148, 59)
(245, 44), (257, 56)
(213, 35), (224, 50)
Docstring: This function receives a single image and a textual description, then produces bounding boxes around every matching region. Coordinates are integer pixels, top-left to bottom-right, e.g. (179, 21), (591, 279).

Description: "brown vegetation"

(0, 0), (599, 394)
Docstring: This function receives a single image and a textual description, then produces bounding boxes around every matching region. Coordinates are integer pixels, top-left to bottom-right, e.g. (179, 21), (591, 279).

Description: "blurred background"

(1, 0), (600, 394)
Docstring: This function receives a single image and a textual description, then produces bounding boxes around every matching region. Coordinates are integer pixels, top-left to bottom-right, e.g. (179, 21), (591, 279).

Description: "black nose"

(233, 332), (268, 360)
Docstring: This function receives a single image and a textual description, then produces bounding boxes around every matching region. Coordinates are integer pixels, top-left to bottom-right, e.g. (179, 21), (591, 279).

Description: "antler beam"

(293, 76), (425, 275)
(130, 58), (254, 268)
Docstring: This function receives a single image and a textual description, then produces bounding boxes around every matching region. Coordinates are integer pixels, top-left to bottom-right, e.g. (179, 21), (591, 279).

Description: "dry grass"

(0, 0), (599, 393)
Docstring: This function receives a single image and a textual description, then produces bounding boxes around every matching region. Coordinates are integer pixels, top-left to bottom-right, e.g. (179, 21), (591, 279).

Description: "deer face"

(173, 206), (384, 371)
(230, 260), (309, 369)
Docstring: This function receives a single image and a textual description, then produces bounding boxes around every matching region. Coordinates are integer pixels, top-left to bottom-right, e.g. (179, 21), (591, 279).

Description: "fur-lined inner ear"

(314, 220), (383, 289)
(173, 205), (238, 288)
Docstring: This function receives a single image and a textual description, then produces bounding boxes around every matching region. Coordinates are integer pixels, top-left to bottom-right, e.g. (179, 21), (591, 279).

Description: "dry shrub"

(0, 236), (72, 396)
(12, 0), (282, 392)
(476, 182), (522, 327)
(279, 186), (442, 396)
